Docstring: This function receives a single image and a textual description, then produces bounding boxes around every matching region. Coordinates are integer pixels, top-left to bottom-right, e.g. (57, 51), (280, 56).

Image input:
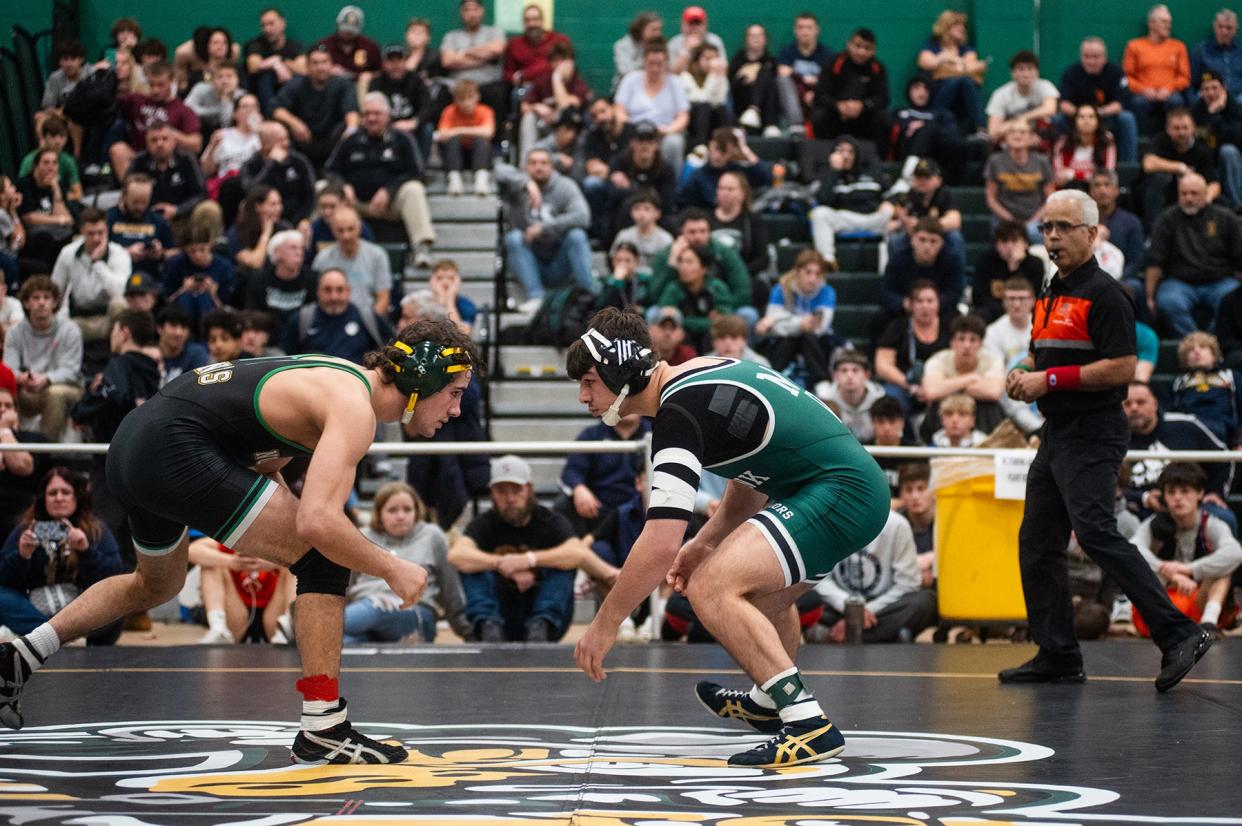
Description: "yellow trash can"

(931, 457), (1028, 623)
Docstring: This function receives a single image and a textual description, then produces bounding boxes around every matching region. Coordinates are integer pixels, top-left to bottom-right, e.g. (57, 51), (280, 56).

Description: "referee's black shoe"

(998, 652), (1086, 684)
(1155, 627), (1214, 693)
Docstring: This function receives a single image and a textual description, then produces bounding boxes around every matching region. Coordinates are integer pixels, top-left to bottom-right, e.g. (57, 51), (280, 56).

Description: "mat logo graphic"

(1, 722), (1237, 824)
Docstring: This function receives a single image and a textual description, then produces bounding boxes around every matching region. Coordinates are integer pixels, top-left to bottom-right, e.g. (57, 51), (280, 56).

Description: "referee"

(1000, 189), (1212, 691)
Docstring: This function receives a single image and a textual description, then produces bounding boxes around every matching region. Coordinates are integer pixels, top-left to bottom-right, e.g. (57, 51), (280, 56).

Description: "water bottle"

(844, 595), (865, 644)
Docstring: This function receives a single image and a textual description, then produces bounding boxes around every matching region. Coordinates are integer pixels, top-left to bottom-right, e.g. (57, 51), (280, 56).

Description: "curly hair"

(362, 316), (484, 387)
(566, 307), (651, 380)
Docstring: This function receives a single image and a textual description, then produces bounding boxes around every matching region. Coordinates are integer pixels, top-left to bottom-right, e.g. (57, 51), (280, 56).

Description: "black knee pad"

(290, 548), (350, 597)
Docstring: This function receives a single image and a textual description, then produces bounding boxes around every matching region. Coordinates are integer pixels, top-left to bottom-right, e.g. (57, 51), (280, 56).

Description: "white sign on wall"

(994, 450), (1033, 500)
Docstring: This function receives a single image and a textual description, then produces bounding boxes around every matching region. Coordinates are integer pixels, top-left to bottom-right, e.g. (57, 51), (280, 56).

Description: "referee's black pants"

(1019, 409), (1200, 659)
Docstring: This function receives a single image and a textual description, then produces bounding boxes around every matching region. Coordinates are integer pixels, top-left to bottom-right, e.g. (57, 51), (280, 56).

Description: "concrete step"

(497, 345), (567, 377)
(490, 380), (581, 415)
(436, 222), (498, 250)
(490, 417), (596, 443)
(429, 194), (500, 221)
(527, 456), (567, 494)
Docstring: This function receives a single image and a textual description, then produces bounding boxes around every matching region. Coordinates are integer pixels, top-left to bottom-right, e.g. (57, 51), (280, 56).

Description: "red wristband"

(1045, 366), (1082, 391)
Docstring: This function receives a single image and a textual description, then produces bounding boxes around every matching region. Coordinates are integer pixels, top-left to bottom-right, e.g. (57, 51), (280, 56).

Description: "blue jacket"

(1105, 207), (1145, 283)
(0, 522), (123, 594)
(881, 244), (965, 314)
(678, 161), (772, 210)
(282, 303), (393, 365)
(1191, 37), (1242, 101)
(591, 496), (646, 568)
(162, 252), (235, 335)
(559, 420), (651, 509)
(1171, 366), (1242, 446)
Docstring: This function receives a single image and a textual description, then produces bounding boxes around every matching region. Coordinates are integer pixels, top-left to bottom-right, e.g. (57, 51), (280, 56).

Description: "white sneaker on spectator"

(762, 125), (782, 138)
(447, 171), (464, 196)
(738, 107), (762, 130)
(517, 297), (543, 314)
(616, 617), (640, 643)
(473, 169), (491, 196)
(199, 627), (234, 645)
(414, 243), (433, 269)
(275, 612), (294, 644)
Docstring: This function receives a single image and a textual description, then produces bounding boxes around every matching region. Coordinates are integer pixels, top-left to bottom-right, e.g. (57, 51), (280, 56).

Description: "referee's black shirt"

(1029, 256), (1136, 420)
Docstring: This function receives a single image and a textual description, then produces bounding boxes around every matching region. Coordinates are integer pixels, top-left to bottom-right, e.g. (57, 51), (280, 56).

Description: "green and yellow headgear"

(389, 340), (473, 423)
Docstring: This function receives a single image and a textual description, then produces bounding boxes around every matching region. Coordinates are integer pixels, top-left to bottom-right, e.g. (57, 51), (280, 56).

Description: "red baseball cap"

(683, 6), (706, 24)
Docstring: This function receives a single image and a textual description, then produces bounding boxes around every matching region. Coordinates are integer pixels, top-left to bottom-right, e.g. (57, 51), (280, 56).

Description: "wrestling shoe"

(0, 639), (41, 730)
(727, 715), (845, 767)
(1155, 628), (1214, 693)
(694, 681), (782, 733)
(291, 720), (408, 764)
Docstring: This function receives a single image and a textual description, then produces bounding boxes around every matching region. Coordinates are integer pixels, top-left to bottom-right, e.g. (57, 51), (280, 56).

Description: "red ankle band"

(296, 675), (339, 701)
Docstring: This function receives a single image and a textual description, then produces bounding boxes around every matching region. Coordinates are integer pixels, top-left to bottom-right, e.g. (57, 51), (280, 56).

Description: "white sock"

(21, 623), (61, 665)
(748, 684), (776, 709)
(761, 667), (825, 724)
(301, 698), (347, 732)
(206, 610), (228, 633)
(1201, 601), (1222, 626)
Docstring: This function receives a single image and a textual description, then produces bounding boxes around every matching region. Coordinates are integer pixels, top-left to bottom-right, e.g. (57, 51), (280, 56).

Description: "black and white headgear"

(578, 328), (655, 425)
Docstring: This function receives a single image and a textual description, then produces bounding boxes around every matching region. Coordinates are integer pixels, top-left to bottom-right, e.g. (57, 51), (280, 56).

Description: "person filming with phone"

(0, 468), (124, 646)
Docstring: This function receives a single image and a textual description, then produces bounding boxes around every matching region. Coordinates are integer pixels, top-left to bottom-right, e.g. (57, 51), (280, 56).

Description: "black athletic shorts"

(106, 397), (280, 556)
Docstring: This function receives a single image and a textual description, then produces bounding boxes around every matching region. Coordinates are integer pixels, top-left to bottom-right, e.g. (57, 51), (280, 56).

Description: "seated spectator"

(815, 351), (885, 442)
(439, 0), (506, 120)
(613, 12), (663, 90)
(1089, 170), (1146, 290)
(504, 2), (569, 92)
(112, 47), (147, 96)
(869, 399), (920, 499)
(1169, 331), (1242, 446)
(986, 50), (1058, 143)
(1053, 104), (1117, 187)
(129, 123), (223, 244)
(272, 45), (360, 169)
(984, 276), (1036, 367)
(533, 107), (588, 184)
(426, 259), (478, 334)
(200, 308), (249, 363)
(1059, 37), (1138, 163)
(3, 278), (83, 439)
(1191, 10), (1242, 103)
(163, 225), (233, 334)
(50, 208), (131, 343)
(106, 175), (175, 277)
(185, 63), (242, 136)
(728, 24), (782, 136)
(598, 241), (650, 310)
(810, 136), (892, 268)
(39, 39), (94, 123)
(929, 392), (987, 447)
(887, 158), (964, 265)
(188, 533), (293, 645)
(755, 248), (835, 385)
(437, 80), (496, 197)
(0, 468), (123, 646)
(1135, 320), (1161, 383)
(281, 269), (391, 364)
(1140, 107), (1220, 226)
(1191, 71), (1242, 208)
(1144, 172), (1242, 337)
(1216, 287), (1242, 370)
(346, 482), (469, 643)
(556, 412), (649, 537)
(972, 221), (1045, 321)
(110, 61), (201, 181)
(808, 510), (936, 643)
(1124, 381), (1234, 530)
(173, 26), (240, 91)
(583, 97), (630, 186)
(156, 305), (209, 384)
(922, 313), (1005, 432)
(307, 182), (373, 253)
(656, 243), (734, 349)
(874, 279), (956, 408)
(244, 7), (306, 113)
(916, 10), (987, 133)
(19, 115), (83, 204)
(812, 28), (889, 149)
(316, 5), (380, 83)
(680, 43), (730, 151)
(890, 76), (967, 184)
(710, 172), (769, 281)
(70, 309), (160, 444)
(520, 40), (591, 162)
(1132, 462), (1241, 639)
(369, 42), (430, 144)
(328, 92), (435, 270)
(614, 39), (690, 173)
(448, 455), (618, 642)
(496, 147), (594, 312)
(877, 218), (965, 338)
(707, 313), (770, 366)
(312, 205), (392, 318)
(679, 127), (771, 211)
(983, 120), (1055, 243)
(610, 191), (674, 276)
(0, 177), (23, 289)
(667, 6), (725, 75)
(238, 121), (317, 229)
(246, 229), (315, 328)
(775, 12), (833, 134)
(239, 310), (279, 356)
(1124, 4), (1190, 132)
(101, 17), (142, 68)
(227, 186), (290, 283)
(647, 305), (698, 364)
(588, 121), (677, 242)
(16, 149), (80, 273)
(0, 388), (45, 543)
(199, 94), (262, 206)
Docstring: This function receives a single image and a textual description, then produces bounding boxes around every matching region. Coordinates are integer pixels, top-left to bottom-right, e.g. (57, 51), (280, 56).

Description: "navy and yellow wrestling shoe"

(695, 680), (783, 733)
(727, 715), (846, 768)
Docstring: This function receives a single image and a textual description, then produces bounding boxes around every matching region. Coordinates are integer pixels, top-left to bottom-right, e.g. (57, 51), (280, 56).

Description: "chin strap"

(601, 384), (630, 426)
(401, 392), (420, 425)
